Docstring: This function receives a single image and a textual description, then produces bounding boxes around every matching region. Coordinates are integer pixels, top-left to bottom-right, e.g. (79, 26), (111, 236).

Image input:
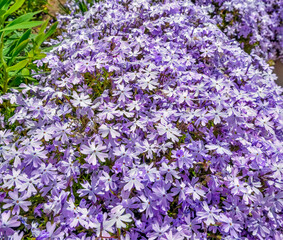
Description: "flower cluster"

(194, 0), (283, 62)
(0, 0), (283, 239)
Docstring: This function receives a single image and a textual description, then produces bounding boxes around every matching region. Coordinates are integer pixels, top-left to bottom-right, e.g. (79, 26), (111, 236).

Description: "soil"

(47, 0), (67, 16)
(274, 60), (283, 87)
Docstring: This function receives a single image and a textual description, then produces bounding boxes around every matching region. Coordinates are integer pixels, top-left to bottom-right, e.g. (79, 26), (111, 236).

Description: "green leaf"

(0, 32), (6, 68)
(34, 52), (46, 60)
(6, 59), (29, 72)
(5, 10), (42, 28)
(21, 68), (29, 76)
(4, 40), (18, 59)
(78, 2), (88, 13)
(24, 76), (37, 82)
(0, 21), (44, 32)
(34, 33), (45, 48)
(4, 29), (31, 63)
(11, 39), (29, 59)
(34, 18), (51, 48)
(38, 18), (49, 35)
(42, 22), (58, 42)
(3, 0), (25, 20)
(0, 0), (12, 11)
(0, 9), (5, 17)
(8, 75), (22, 87)
(16, 29), (31, 46)
(35, 21), (58, 47)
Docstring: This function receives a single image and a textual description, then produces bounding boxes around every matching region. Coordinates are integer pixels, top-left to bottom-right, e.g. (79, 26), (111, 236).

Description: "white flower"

(99, 124), (120, 139)
(70, 91), (92, 107)
(80, 141), (108, 165)
(105, 205), (132, 229)
(113, 84), (133, 102)
(206, 143), (232, 155)
(123, 175), (144, 191)
(156, 123), (181, 142)
(138, 75), (158, 90)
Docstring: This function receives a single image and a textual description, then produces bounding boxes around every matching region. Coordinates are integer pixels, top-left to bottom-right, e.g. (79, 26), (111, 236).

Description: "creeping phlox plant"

(194, 0), (283, 62)
(0, 0), (283, 239)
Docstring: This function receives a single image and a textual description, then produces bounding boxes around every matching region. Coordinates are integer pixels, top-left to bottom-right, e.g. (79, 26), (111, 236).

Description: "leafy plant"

(75, 0), (95, 14)
(0, 0), (57, 94)
(16, 0), (48, 16)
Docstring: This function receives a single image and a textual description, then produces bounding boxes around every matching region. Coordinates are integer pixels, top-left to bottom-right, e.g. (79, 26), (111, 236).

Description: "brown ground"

(47, 0), (67, 16)
(274, 61), (283, 87)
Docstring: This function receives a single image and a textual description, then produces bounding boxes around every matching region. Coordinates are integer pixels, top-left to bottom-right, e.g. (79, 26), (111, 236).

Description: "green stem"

(0, 32), (8, 94)
(2, 70), (8, 94)
(117, 228), (121, 240)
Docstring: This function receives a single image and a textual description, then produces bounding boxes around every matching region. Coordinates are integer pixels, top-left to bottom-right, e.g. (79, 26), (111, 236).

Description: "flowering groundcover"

(0, 0), (283, 239)
(194, 0), (283, 62)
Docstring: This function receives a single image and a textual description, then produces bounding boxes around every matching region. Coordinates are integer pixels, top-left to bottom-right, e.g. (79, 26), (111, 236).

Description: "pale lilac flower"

(206, 143), (232, 156)
(207, 105), (227, 125)
(139, 195), (154, 218)
(80, 140), (108, 165)
(0, 211), (20, 236)
(148, 222), (170, 240)
(105, 205), (132, 229)
(70, 91), (92, 107)
(2, 169), (23, 189)
(3, 190), (31, 215)
(219, 214), (242, 238)
(113, 84), (133, 102)
(123, 175), (144, 191)
(98, 124), (120, 139)
(156, 123), (181, 143)
(197, 202), (221, 226)
(18, 175), (39, 197)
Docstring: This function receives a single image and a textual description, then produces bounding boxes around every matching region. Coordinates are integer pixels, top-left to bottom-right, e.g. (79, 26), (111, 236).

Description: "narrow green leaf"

(34, 33), (45, 48)
(6, 11), (42, 28)
(16, 29), (31, 46)
(34, 19), (51, 48)
(7, 59), (29, 72)
(78, 2), (88, 13)
(3, 0), (25, 20)
(38, 18), (49, 35)
(0, 21), (44, 32)
(4, 40), (18, 59)
(6, 29), (31, 59)
(33, 52), (46, 60)
(42, 22), (58, 43)
(42, 42), (60, 52)
(0, 9), (6, 17)
(11, 39), (29, 59)
(0, 0), (12, 11)
(0, 32), (6, 68)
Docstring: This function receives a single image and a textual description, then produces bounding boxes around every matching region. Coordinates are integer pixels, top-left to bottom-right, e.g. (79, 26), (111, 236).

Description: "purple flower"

(0, 211), (20, 236)
(3, 189), (31, 215)
(152, 181), (174, 211)
(197, 202), (221, 226)
(1, 0), (282, 238)
(36, 230), (49, 240)
(105, 205), (132, 229)
(80, 140), (108, 165)
(70, 91), (92, 107)
(96, 213), (103, 223)
(147, 222), (170, 240)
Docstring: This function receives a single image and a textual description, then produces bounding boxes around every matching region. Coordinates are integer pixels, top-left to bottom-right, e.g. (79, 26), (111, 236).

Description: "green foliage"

(56, 0), (96, 15)
(0, 0), (58, 94)
(70, 0), (101, 14)
(13, 0), (48, 17)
